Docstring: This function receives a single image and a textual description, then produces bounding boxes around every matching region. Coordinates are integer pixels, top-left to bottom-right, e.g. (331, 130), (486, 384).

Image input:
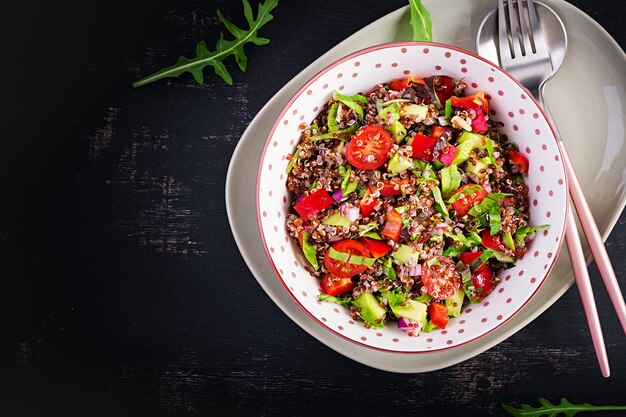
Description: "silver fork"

(497, 0), (626, 378)
(498, 0), (553, 106)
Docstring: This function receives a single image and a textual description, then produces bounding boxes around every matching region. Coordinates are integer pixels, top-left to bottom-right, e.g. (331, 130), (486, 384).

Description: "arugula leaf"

(309, 124), (359, 141)
(431, 186), (449, 216)
(514, 224), (550, 245)
(408, 0), (433, 42)
(300, 232), (319, 270)
(318, 294), (352, 308)
(334, 91), (366, 120)
(133, 0), (279, 87)
(489, 202), (502, 235)
(328, 102), (339, 133)
(339, 165), (359, 196)
(380, 257), (397, 280)
(380, 289), (407, 307)
(502, 397), (626, 417)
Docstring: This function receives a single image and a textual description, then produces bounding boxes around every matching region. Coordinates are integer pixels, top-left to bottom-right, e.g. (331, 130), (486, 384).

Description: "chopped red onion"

(332, 189), (343, 202)
(483, 182), (493, 193)
(435, 223), (450, 230)
(340, 204), (360, 222)
(328, 235), (342, 243)
(295, 194), (305, 204)
(437, 116), (448, 126)
(408, 263), (422, 277)
(397, 317), (422, 335)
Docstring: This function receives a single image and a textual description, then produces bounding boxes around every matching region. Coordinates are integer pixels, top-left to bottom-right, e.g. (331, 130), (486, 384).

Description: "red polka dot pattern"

(258, 43), (566, 353)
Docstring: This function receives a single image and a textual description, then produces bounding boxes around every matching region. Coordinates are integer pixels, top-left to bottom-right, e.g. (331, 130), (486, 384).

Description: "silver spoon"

(477, 1), (626, 378)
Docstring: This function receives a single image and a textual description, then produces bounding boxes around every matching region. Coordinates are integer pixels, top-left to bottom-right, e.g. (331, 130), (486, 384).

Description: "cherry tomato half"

(359, 238), (392, 259)
(470, 265), (495, 302)
(452, 184), (488, 217)
(324, 240), (371, 279)
(320, 274), (356, 296)
(421, 256), (461, 300)
(481, 230), (508, 252)
(459, 251), (488, 272)
(346, 125), (393, 170)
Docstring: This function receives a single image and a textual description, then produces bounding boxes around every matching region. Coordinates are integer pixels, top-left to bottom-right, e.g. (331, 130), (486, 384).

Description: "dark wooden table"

(3, 1), (625, 415)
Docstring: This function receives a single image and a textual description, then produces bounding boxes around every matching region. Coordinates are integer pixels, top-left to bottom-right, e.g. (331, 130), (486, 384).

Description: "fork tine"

(507, 0), (522, 58)
(526, 0), (546, 53)
(516, 0), (532, 56)
(498, 0), (513, 59)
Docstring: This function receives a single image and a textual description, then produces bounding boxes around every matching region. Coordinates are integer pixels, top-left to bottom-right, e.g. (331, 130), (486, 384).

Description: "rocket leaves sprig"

(502, 397), (626, 417)
(132, 0), (278, 87)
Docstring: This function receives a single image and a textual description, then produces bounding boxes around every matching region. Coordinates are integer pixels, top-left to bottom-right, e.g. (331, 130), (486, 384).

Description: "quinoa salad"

(284, 75), (548, 335)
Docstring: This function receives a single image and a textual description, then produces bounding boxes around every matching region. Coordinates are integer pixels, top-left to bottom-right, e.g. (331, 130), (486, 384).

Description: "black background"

(2, 1), (625, 416)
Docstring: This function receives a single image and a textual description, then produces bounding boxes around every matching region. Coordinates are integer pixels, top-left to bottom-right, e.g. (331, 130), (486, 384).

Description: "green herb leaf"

(489, 202), (502, 235)
(380, 289), (407, 307)
(133, 0), (279, 87)
(300, 232), (319, 270)
(431, 186), (449, 216)
(444, 98), (453, 119)
(309, 124), (359, 141)
(380, 257), (397, 280)
(408, 0), (433, 42)
(514, 224), (550, 246)
(335, 91), (366, 120)
(501, 397), (626, 417)
(318, 294), (352, 308)
(328, 102), (339, 133)
(328, 247), (376, 267)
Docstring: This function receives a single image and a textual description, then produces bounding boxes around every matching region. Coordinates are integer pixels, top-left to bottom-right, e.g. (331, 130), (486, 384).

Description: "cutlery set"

(476, 0), (626, 377)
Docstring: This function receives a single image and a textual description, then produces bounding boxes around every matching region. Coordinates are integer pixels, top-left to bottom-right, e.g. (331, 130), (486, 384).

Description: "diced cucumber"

(387, 151), (414, 173)
(393, 244), (418, 265)
(445, 288), (465, 317)
(400, 103), (429, 119)
(464, 156), (491, 179)
(390, 299), (428, 324)
(354, 293), (386, 326)
(322, 212), (352, 227)
(386, 120), (407, 144)
(493, 250), (515, 263)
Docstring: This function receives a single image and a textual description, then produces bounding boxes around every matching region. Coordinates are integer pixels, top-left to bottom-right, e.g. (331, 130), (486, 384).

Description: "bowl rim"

(255, 41), (568, 354)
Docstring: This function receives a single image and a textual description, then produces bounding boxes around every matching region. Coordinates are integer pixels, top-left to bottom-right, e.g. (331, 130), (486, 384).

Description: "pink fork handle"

(565, 205), (610, 377)
(558, 141), (626, 334)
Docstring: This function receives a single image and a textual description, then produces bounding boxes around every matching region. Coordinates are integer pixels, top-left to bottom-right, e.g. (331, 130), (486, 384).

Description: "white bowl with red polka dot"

(256, 42), (567, 353)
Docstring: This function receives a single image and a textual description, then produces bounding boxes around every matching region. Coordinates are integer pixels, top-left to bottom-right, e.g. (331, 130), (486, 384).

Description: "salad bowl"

(256, 42), (567, 353)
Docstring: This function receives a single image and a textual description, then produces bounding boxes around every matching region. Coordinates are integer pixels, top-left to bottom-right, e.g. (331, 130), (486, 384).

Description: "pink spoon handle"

(558, 142), (626, 334)
(564, 204), (610, 377)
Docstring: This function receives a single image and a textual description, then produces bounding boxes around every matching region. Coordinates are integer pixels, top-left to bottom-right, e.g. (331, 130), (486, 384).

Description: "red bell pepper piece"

(428, 302), (449, 329)
(411, 133), (439, 161)
(450, 92), (489, 113)
(471, 108), (488, 133)
(452, 184), (488, 217)
(389, 76), (425, 91)
(459, 251), (488, 272)
(359, 187), (378, 218)
(379, 178), (410, 197)
(507, 149), (530, 175)
(438, 144), (458, 166)
(293, 188), (333, 219)
(381, 209), (403, 242)
(359, 238), (392, 259)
